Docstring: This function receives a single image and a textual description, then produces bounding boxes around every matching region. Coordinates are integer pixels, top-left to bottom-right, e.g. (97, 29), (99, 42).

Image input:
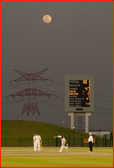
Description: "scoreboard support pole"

(68, 112), (91, 133)
(68, 113), (75, 129)
(84, 112), (91, 133)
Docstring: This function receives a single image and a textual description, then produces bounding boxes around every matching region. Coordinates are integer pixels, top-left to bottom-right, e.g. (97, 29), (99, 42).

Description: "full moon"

(43, 15), (52, 24)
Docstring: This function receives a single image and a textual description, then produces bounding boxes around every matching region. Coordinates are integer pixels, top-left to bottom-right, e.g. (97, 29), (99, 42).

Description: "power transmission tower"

(6, 68), (56, 120)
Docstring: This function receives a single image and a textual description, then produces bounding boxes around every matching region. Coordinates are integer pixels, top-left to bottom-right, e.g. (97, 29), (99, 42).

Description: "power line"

(95, 99), (112, 103)
(94, 111), (112, 115)
(2, 81), (113, 100)
(95, 93), (112, 98)
(95, 106), (113, 111)
(1, 99), (113, 115)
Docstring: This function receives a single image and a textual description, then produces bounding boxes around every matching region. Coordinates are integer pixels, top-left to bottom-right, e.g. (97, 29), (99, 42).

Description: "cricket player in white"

(33, 133), (36, 151)
(36, 133), (42, 152)
(54, 135), (68, 152)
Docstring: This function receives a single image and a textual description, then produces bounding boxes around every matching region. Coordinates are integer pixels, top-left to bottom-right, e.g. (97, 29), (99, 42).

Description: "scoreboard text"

(65, 75), (94, 112)
(69, 80), (90, 107)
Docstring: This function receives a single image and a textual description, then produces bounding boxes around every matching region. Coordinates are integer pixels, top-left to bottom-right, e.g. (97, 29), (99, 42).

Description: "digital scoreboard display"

(69, 80), (90, 107)
(65, 75), (94, 112)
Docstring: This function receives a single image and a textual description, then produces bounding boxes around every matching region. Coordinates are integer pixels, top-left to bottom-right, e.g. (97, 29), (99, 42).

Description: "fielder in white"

(36, 133), (42, 152)
(54, 135), (68, 152)
(33, 133), (36, 151)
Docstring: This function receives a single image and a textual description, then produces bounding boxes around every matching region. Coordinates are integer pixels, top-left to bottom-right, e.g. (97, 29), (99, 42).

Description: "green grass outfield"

(1, 120), (104, 139)
(2, 120), (111, 147)
(1, 147), (113, 167)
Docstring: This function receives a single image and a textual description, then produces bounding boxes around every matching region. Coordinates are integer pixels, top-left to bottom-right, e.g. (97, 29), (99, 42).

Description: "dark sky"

(1, 1), (113, 131)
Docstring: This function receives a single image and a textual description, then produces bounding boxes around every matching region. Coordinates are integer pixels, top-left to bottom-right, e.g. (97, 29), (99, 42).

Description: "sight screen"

(69, 80), (90, 107)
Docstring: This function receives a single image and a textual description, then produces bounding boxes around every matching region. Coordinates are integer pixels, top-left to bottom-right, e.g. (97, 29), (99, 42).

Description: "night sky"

(1, 1), (113, 131)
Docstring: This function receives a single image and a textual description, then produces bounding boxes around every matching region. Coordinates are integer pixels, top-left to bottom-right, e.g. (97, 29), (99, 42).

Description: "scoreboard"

(65, 75), (94, 112)
(69, 80), (90, 107)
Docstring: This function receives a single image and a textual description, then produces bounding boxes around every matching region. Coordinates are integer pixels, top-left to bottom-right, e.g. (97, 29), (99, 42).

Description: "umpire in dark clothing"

(88, 133), (93, 152)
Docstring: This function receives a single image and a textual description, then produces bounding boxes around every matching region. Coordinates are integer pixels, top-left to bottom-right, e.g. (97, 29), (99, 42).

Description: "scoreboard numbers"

(65, 75), (94, 112)
(69, 80), (90, 107)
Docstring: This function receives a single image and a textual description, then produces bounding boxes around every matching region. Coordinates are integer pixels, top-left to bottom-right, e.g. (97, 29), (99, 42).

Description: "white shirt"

(88, 135), (93, 143)
(58, 135), (66, 144)
(36, 135), (41, 144)
(33, 135), (37, 144)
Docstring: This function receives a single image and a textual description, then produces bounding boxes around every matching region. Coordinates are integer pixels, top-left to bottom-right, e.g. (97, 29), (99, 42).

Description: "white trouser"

(59, 143), (67, 152)
(36, 142), (41, 151)
(34, 142), (37, 151)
